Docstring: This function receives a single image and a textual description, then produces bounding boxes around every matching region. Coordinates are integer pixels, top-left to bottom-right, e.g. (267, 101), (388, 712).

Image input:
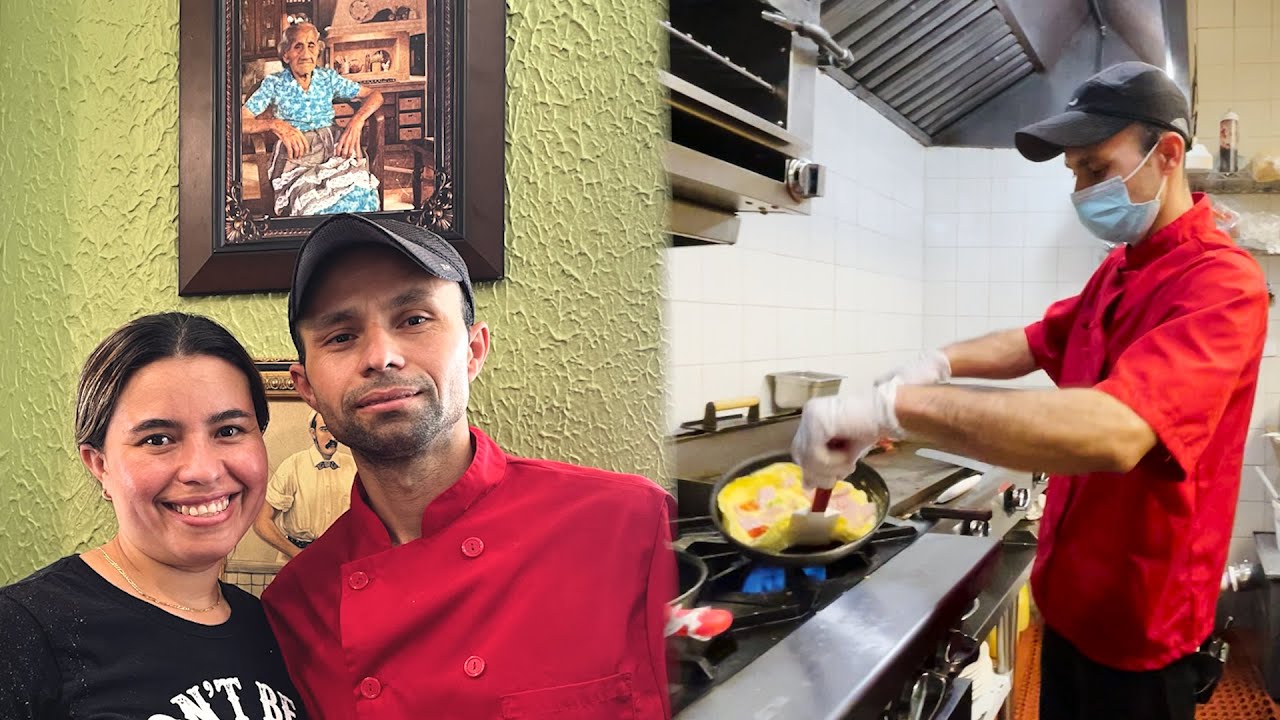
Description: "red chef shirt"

(262, 426), (676, 719)
(1024, 194), (1268, 670)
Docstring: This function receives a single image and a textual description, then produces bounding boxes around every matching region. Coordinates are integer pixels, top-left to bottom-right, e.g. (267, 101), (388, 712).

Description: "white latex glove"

(875, 348), (952, 387)
(791, 380), (905, 490)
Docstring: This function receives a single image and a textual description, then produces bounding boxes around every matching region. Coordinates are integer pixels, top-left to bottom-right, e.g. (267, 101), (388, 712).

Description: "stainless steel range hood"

(664, 0), (827, 245)
(818, 0), (1191, 146)
(663, 0), (1193, 244)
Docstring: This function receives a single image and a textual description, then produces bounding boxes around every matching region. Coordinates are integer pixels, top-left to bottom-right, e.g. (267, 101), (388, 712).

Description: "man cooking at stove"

(791, 62), (1268, 720)
(260, 213), (675, 719)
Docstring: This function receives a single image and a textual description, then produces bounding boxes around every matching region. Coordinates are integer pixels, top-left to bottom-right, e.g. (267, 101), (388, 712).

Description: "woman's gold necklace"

(98, 547), (222, 613)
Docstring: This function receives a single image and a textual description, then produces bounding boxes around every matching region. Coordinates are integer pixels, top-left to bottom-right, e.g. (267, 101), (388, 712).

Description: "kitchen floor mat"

(1012, 624), (1280, 719)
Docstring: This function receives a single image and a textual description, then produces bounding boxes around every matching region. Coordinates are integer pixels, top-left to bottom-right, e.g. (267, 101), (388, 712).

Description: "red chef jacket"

(1024, 194), (1268, 671)
(261, 427), (676, 719)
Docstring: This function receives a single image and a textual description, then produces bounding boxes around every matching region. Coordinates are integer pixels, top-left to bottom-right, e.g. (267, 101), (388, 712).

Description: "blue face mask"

(1070, 143), (1167, 245)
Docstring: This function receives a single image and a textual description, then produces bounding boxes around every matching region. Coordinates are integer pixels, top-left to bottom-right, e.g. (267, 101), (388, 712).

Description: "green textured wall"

(0, 0), (669, 583)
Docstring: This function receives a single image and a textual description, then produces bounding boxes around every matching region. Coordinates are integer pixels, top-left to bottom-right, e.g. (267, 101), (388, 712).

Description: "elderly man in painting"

(241, 22), (384, 216)
(253, 412), (356, 559)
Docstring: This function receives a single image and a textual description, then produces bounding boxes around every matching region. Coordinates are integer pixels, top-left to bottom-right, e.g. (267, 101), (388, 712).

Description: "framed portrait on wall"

(223, 361), (356, 597)
(178, 0), (504, 296)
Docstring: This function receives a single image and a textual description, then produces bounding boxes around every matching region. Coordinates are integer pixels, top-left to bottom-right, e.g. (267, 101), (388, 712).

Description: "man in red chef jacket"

(261, 213), (676, 719)
(791, 63), (1268, 720)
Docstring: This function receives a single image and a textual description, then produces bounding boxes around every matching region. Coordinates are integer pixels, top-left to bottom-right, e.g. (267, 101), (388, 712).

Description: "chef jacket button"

(359, 676), (381, 699)
(461, 536), (485, 558)
(348, 571), (370, 590)
(464, 655), (486, 677)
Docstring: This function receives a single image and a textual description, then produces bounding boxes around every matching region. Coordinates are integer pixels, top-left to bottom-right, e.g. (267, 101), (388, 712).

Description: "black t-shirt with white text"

(0, 555), (304, 719)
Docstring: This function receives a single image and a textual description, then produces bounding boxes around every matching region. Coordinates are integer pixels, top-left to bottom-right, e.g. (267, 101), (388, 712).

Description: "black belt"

(287, 536), (313, 550)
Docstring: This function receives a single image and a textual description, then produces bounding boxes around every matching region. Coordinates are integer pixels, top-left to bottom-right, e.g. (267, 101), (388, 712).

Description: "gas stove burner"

(669, 516), (921, 714)
(742, 566), (786, 594)
(740, 565), (827, 593)
(733, 553), (865, 589)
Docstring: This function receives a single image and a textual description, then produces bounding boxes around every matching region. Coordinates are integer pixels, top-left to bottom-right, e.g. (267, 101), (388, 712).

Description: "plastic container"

(985, 584), (1031, 665)
(1186, 138), (1214, 172)
(1221, 110), (1240, 173)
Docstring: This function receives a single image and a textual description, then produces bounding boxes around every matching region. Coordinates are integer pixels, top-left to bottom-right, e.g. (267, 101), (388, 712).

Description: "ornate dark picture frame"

(178, 0), (504, 295)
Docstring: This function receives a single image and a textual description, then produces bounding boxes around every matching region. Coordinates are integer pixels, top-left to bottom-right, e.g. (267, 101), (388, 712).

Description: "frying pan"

(666, 549), (734, 642)
(671, 549), (708, 609)
(709, 450), (891, 567)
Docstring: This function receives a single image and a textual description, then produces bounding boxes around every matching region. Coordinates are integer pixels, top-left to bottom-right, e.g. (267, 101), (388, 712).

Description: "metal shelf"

(1190, 172), (1280, 195)
(661, 21), (778, 96)
(659, 71), (804, 150)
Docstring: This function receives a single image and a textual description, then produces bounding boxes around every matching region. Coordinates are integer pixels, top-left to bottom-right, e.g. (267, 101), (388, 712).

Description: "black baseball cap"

(1015, 61), (1191, 162)
(288, 213), (474, 342)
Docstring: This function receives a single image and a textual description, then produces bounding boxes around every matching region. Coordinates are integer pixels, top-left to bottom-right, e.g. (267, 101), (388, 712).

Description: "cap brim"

(1014, 111), (1133, 162)
(289, 214), (466, 326)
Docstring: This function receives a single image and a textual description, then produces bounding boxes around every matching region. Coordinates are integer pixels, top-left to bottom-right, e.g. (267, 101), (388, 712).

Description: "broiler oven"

(664, 0), (836, 243)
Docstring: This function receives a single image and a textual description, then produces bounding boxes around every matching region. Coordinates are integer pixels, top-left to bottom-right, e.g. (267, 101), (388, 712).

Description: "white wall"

(664, 75), (926, 429)
(921, 147), (1105, 390)
(1190, 0), (1280, 161)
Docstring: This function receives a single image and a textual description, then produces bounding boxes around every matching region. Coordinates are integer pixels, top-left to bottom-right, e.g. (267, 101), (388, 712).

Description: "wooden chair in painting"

(334, 101), (386, 210)
(239, 105), (385, 216)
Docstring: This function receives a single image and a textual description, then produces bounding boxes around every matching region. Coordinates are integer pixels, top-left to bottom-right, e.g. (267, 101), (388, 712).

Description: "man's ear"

(1157, 132), (1185, 171)
(466, 322), (491, 382)
(290, 363), (320, 411)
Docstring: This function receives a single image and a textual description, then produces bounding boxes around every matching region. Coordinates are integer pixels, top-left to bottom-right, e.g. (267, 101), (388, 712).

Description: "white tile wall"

(921, 148), (1101, 390)
(663, 75), (926, 428)
(1193, 0), (1280, 164)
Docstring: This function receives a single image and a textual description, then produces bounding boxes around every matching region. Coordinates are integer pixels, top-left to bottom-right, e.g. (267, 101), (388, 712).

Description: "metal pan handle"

(916, 506), (993, 522)
(701, 396), (761, 432)
(917, 506), (993, 537)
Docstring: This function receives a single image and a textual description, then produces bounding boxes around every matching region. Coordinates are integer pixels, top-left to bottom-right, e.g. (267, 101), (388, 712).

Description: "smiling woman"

(0, 313), (306, 719)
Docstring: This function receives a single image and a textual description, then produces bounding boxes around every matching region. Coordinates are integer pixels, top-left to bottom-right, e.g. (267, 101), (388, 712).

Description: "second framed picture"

(223, 361), (356, 596)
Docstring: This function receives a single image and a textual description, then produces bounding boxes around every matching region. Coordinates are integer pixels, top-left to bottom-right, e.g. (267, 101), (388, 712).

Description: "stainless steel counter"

(862, 443), (976, 516)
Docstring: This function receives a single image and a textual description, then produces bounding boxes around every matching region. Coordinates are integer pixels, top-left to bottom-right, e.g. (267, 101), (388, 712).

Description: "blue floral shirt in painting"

(245, 67), (362, 132)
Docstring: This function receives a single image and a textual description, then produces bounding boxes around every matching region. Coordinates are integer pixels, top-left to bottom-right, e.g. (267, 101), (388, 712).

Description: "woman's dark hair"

(75, 313), (270, 450)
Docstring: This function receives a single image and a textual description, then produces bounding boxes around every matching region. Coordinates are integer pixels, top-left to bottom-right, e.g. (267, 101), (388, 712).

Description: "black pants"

(1039, 626), (1199, 720)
